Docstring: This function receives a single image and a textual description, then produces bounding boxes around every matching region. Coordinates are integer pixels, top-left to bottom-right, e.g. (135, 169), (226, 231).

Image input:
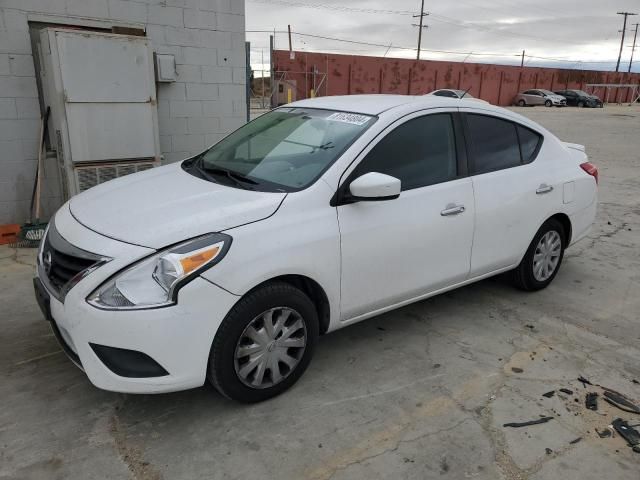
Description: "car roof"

(287, 94), (489, 116)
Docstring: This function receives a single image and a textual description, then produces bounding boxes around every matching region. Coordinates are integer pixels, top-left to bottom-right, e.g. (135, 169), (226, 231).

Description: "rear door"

(337, 110), (475, 320)
(460, 110), (561, 276)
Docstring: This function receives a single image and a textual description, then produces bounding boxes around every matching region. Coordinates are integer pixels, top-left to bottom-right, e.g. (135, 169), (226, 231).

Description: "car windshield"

(573, 90), (590, 96)
(539, 89), (555, 95)
(187, 108), (375, 192)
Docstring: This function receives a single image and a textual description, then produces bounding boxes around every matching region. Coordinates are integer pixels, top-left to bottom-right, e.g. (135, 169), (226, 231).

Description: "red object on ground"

(0, 224), (20, 245)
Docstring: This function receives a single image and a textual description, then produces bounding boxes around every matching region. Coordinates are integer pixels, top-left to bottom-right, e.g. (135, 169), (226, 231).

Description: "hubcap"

(234, 307), (307, 389)
(533, 230), (562, 282)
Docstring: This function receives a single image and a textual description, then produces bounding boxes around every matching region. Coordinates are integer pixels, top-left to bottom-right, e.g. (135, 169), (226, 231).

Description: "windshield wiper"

(200, 164), (259, 188)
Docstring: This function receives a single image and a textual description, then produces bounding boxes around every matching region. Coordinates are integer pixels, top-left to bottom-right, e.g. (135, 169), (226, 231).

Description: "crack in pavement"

(109, 396), (163, 480)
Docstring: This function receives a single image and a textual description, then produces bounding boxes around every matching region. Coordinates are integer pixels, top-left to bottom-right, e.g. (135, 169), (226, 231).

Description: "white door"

(461, 110), (561, 276)
(337, 111), (475, 320)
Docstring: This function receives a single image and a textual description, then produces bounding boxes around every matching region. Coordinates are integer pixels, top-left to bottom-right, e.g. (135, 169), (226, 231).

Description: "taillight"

(580, 162), (598, 184)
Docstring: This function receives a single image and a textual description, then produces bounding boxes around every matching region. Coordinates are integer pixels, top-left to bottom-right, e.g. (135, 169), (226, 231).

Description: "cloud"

(246, 0), (640, 72)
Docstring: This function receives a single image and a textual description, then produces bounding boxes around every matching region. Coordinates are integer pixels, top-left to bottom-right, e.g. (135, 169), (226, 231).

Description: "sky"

(245, 0), (640, 74)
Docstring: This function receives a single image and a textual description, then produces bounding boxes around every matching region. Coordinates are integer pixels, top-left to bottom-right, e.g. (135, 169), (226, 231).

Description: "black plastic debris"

(559, 388), (574, 395)
(503, 416), (554, 428)
(569, 437), (582, 445)
(602, 390), (640, 415)
(542, 390), (555, 398)
(578, 376), (593, 388)
(596, 428), (612, 438)
(545, 448), (553, 455)
(612, 418), (640, 447)
(632, 379), (639, 385)
(511, 367), (524, 373)
(586, 392), (598, 411)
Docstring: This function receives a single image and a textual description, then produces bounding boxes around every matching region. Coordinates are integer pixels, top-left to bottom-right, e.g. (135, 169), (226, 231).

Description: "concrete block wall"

(0, 0), (246, 224)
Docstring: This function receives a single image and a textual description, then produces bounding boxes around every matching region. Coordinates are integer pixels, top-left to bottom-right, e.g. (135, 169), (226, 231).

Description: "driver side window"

(351, 114), (458, 191)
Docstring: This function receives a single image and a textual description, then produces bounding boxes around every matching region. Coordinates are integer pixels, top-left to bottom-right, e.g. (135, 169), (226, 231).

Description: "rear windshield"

(187, 108), (375, 192)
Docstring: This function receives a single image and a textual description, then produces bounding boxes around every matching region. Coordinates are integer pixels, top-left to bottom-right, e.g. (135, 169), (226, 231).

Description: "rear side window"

(467, 114), (521, 174)
(517, 125), (542, 164)
(352, 113), (457, 191)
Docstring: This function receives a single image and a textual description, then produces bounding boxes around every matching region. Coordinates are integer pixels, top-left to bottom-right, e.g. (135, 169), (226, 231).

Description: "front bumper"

(34, 205), (239, 394)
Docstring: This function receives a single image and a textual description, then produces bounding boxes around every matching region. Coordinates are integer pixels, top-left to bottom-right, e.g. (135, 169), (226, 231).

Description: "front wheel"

(512, 219), (566, 291)
(577, 101), (585, 108)
(208, 282), (319, 402)
(518, 99), (526, 107)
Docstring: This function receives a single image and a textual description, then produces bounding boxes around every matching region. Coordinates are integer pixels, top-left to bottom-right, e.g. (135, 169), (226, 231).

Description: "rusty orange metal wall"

(274, 50), (640, 105)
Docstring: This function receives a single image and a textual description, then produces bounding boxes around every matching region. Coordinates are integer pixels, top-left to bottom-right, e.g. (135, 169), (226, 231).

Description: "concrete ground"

(1, 106), (639, 480)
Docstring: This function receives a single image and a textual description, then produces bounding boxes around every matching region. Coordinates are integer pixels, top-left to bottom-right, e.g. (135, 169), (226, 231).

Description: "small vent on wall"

(75, 162), (157, 192)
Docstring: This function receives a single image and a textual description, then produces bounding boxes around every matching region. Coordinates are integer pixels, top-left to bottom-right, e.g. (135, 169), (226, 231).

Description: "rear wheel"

(577, 101), (585, 108)
(544, 100), (552, 107)
(512, 219), (566, 291)
(208, 282), (319, 402)
(518, 99), (526, 107)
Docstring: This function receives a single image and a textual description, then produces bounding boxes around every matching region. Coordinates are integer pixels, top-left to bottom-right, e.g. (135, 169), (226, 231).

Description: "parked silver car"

(514, 89), (566, 107)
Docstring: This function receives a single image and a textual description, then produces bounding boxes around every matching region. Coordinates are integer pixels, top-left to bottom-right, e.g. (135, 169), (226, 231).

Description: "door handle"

(536, 184), (554, 195)
(440, 204), (465, 216)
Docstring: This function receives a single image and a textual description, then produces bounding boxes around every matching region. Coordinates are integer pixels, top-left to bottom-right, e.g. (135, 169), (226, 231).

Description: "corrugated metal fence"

(273, 50), (640, 106)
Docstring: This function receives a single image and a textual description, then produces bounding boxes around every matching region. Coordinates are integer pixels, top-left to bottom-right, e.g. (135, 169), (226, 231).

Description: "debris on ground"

(569, 437), (582, 445)
(559, 388), (574, 395)
(586, 392), (599, 411)
(596, 428), (612, 438)
(611, 418), (640, 448)
(503, 416), (554, 428)
(511, 367), (524, 373)
(578, 376), (593, 388)
(545, 448), (553, 455)
(542, 390), (555, 398)
(602, 390), (640, 414)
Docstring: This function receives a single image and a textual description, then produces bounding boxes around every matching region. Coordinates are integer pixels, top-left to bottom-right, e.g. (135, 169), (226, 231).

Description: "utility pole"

(521, 50), (525, 68)
(616, 12), (638, 72)
(288, 24), (294, 60)
(629, 23), (639, 73)
(413, 0), (428, 60)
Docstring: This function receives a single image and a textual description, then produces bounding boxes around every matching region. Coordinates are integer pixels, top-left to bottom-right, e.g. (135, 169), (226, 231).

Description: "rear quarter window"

(517, 125), (543, 164)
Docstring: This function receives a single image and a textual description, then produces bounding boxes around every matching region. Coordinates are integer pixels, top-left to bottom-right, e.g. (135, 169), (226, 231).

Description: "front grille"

(43, 235), (97, 292)
(39, 223), (109, 301)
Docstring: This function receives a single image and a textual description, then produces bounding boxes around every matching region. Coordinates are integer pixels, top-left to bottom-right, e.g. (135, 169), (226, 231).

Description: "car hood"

(549, 95), (566, 101)
(69, 162), (286, 249)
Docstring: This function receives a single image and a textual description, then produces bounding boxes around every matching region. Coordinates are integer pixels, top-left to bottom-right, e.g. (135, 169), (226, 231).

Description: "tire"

(512, 219), (566, 291)
(544, 100), (552, 107)
(208, 282), (319, 403)
(518, 99), (526, 107)
(577, 101), (585, 108)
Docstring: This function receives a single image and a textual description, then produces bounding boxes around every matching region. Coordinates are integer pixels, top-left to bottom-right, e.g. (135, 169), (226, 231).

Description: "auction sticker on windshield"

(326, 112), (371, 126)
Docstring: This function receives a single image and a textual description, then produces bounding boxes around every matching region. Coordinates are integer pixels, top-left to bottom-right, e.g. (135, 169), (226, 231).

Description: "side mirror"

(349, 172), (401, 201)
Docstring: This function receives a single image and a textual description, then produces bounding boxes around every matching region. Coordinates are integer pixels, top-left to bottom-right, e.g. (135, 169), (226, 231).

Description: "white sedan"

(34, 95), (598, 402)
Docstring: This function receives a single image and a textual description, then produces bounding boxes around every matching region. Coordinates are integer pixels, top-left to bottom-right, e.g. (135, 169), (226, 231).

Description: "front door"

(337, 111), (475, 320)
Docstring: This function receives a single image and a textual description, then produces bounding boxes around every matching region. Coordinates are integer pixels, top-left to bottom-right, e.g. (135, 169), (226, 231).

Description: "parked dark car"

(554, 90), (603, 108)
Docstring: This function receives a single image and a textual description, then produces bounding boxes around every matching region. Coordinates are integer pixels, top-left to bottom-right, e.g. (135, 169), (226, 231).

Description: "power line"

(248, 29), (622, 67)
(248, 0), (599, 47)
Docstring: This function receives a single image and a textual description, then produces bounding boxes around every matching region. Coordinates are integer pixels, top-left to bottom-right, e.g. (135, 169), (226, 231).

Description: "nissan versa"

(34, 95), (598, 402)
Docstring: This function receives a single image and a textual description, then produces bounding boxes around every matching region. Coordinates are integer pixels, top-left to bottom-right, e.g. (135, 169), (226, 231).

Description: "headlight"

(88, 233), (231, 310)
